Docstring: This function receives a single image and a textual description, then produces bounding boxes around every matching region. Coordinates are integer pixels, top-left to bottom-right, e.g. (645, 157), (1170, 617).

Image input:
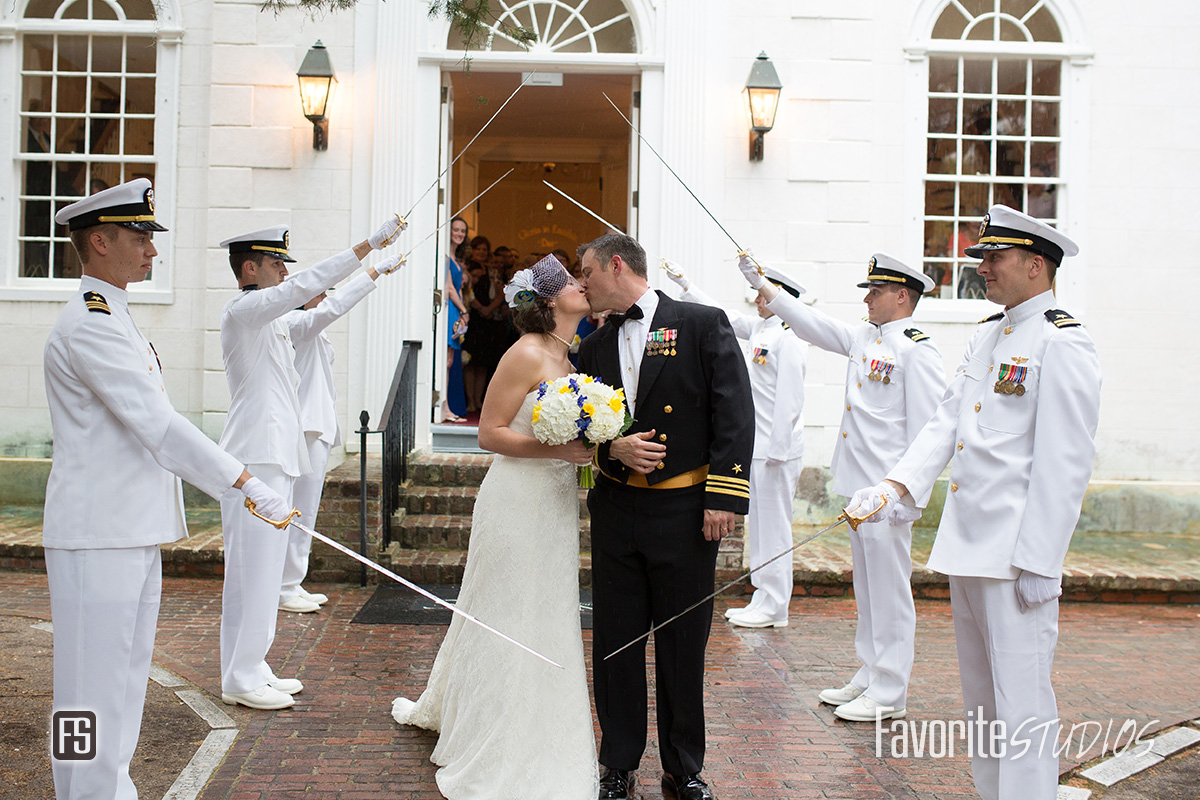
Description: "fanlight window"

(448, 0), (636, 54)
(922, 0), (1065, 300)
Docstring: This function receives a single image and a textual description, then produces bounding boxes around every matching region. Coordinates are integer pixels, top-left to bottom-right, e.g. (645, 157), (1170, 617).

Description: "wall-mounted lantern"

(297, 40), (337, 151)
(743, 51), (782, 162)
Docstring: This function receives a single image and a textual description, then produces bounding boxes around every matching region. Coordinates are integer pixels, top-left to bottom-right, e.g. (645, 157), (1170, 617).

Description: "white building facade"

(1, 0), (1197, 485)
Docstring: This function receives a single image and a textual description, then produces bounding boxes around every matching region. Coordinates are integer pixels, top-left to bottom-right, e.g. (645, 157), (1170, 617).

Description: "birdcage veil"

(503, 254), (573, 307)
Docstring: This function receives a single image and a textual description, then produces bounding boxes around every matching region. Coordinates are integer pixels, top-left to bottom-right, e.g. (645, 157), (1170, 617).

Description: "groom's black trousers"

(589, 477), (719, 777)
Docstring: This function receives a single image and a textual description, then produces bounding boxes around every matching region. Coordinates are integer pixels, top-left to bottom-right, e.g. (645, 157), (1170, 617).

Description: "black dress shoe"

(598, 766), (636, 799)
(661, 772), (715, 800)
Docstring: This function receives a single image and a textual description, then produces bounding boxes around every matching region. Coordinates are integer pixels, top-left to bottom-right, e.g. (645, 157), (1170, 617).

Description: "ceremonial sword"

(244, 499), (563, 669)
(401, 71), (538, 222)
(601, 93), (766, 276)
(603, 502), (884, 661)
(542, 180), (679, 274)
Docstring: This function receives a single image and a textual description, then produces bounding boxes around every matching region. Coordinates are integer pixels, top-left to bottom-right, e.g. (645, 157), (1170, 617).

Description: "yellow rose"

(532, 404), (541, 423)
(582, 402), (595, 417)
(608, 396), (624, 412)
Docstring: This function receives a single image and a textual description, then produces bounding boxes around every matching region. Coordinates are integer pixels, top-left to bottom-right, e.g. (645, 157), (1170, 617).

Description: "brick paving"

(2, 571), (1198, 799)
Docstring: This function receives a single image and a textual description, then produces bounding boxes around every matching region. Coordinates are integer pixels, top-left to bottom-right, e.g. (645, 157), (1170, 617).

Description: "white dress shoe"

(818, 682), (864, 706)
(221, 685), (295, 710)
(391, 697), (417, 725)
(279, 596), (321, 613)
(724, 604), (753, 619)
(834, 694), (906, 722)
(728, 609), (788, 628)
(268, 675), (303, 695)
(297, 586), (328, 605)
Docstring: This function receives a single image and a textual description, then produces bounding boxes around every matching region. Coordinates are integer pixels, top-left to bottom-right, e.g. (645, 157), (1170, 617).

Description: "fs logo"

(52, 711), (97, 760)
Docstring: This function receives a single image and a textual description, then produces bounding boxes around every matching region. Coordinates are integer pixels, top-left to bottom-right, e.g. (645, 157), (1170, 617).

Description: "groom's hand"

(610, 430), (667, 474)
(704, 509), (735, 542)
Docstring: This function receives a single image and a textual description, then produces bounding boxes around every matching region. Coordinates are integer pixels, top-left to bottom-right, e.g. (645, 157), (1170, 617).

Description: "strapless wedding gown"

(392, 391), (598, 799)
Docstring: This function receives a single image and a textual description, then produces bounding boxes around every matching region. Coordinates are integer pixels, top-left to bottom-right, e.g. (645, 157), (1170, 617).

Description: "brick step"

(397, 513), (593, 551)
(403, 485), (590, 518)
(408, 453), (495, 488)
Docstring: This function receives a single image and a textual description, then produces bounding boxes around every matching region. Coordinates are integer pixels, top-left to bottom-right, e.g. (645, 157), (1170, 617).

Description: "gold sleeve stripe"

(707, 475), (750, 487)
(706, 486), (751, 500)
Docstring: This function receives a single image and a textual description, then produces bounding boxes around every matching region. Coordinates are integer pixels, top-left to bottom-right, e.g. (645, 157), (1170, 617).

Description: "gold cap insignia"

(868, 256), (877, 270)
(145, 188), (155, 213)
(979, 214), (990, 237)
(283, 231), (290, 250)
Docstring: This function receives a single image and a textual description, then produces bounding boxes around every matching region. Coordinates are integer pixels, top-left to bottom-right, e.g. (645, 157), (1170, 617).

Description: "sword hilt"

(736, 249), (766, 276)
(243, 497), (301, 530)
(379, 213), (406, 248)
(659, 258), (685, 278)
(840, 495), (888, 531)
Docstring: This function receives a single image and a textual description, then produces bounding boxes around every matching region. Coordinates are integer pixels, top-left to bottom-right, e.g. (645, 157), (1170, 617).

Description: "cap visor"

(122, 221), (170, 232)
(963, 242), (1012, 259)
(280, 254), (298, 263)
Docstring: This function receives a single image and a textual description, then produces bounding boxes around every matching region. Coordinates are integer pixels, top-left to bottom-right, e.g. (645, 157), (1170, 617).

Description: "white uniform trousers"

(848, 518), (916, 708)
(220, 463), (292, 693)
(47, 545), (161, 800)
(280, 433), (330, 603)
(745, 457), (804, 620)
(950, 576), (1060, 800)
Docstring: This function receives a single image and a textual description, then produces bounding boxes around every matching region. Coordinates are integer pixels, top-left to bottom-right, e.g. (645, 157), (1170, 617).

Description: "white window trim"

(904, 0), (1093, 324)
(0, 0), (182, 304)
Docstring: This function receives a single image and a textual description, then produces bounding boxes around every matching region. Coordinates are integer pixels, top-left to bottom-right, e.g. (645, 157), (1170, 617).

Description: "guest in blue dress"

(441, 218), (469, 422)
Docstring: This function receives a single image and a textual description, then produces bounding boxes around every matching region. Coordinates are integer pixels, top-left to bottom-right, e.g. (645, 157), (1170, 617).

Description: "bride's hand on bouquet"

(555, 439), (593, 465)
(610, 430), (667, 474)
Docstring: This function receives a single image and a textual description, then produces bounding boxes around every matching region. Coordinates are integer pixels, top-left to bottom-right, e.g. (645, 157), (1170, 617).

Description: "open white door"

(626, 75), (640, 238)
(431, 74), (455, 419)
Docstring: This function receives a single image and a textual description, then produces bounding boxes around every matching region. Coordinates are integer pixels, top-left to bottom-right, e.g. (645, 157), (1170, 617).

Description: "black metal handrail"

(377, 340), (422, 550)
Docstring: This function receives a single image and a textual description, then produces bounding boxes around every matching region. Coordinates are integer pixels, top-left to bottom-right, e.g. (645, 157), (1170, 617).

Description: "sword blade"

(602, 514), (851, 661)
(288, 517), (563, 669)
(404, 168), (515, 259)
(403, 71), (537, 220)
(543, 180), (622, 232)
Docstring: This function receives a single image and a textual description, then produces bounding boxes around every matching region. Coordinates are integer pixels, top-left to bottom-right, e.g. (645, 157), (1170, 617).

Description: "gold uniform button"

(664, 405), (673, 414)
(842, 432), (848, 438)
(989, 364), (994, 372)
(1004, 326), (1013, 335)
(862, 356), (866, 362)
(656, 461), (665, 470)
(856, 381), (862, 388)
(659, 434), (667, 442)
(950, 483), (958, 492)
(957, 441), (964, 451)
(974, 403), (981, 412)
(846, 404), (851, 411)
(877, 338), (882, 344)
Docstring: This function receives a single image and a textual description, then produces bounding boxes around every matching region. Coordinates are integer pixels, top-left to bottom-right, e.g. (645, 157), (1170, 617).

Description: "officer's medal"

(752, 346), (769, 365)
(994, 362), (1028, 396)
(868, 359), (894, 384)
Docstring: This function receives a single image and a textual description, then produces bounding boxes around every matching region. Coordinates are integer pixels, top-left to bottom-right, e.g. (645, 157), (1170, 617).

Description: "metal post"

(358, 410), (370, 587)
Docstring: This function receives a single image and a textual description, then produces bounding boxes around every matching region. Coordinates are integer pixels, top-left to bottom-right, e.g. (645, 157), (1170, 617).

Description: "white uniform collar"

(1003, 289), (1056, 326)
(79, 275), (129, 309)
(877, 315), (914, 336)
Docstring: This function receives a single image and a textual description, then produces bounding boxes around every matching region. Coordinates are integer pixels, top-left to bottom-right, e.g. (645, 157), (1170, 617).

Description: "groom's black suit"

(579, 290), (754, 778)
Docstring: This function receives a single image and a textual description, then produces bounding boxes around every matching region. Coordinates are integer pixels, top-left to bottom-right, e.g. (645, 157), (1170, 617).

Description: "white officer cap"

(219, 225), (297, 263)
(54, 177), (167, 232)
(964, 204), (1078, 265)
(857, 252), (934, 293)
(762, 263), (806, 298)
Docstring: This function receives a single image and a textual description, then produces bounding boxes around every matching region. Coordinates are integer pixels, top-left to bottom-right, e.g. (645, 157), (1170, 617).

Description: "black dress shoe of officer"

(662, 772), (715, 800)
(598, 766), (636, 799)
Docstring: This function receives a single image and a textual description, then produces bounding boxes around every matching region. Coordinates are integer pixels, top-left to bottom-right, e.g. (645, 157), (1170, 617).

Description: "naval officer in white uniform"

(43, 179), (291, 800)
(664, 261), (808, 628)
(217, 220), (405, 709)
(738, 251), (946, 722)
(278, 263), (389, 612)
(851, 206), (1101, 799)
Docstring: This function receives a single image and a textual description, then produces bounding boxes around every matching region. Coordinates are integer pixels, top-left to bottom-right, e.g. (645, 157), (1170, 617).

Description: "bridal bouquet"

(532, 373), (632, 487)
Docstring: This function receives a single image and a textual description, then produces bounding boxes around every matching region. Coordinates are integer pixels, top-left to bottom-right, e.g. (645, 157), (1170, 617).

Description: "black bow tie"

(609, 304), (644, 327)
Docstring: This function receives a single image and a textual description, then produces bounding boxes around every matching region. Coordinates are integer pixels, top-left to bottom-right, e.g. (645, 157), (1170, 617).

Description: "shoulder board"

(83, 291), (110, 315)
(979, 312), (1005, 324)
(1045, 309), (1081, 328)
(903, 327), (930, 342)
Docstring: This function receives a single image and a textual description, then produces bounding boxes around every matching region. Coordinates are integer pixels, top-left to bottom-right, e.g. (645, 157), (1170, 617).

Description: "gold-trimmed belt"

(599, 464), (709, 490)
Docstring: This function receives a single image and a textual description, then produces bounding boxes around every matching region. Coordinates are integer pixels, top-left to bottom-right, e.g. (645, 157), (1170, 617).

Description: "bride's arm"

(477, 343), (591, 464)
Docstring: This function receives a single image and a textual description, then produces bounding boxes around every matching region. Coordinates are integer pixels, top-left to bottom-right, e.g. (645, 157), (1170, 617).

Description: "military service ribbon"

(994, 362), (1028, 396)
(752, 347), (769, 365)
(868, 360), (895, 384)
(646, 328), (677, 357)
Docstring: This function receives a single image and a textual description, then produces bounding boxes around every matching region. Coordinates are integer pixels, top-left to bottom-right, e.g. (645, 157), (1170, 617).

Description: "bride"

(392, 254), (599, 799)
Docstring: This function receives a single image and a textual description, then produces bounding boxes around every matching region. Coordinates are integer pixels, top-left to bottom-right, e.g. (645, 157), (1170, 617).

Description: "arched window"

(9, 0), (177, 291)
(915, 0), (1080, 303)
(448, 0), (636, 54)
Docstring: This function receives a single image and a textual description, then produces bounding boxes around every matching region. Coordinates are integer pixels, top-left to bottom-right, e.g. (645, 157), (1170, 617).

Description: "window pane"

(929, 97), (958, 134)
(997, 141), (1025, 176)
(22, 73), (53, 116)
(127, 37), (156, 74)
(22, 115), (54, 157)
(122, 0), (158, 20)
(56, 241), (83, 280)
(998, 18), (1027, 41)
(57, 75), (87, 114)
(963, 139), (991, 174)
(92, 36), (122, 73)
(932, 7), (968, 40)
(123, 162), (156, 184)
(94, 0), (117, 20)
(927, 138), (958, 174)
(57, 164), (87, 196)
(1031, 101), (1059, 136)
(23, 34), (54, 70)
(1032, 60), (1061, 95)
(963, 59), (992, 94)
(1030, 141), (1058, 177)
(1027, 183), (1057, 218)
(959, 183), (989, 216)
(23, 0), (58, 18)
(57, 36), (89, 71)
(960, 0), (992, 16)
(966, 19), (993, 41)
(996, 59), (1026, 95)
(91, 163), (122, 193)
(1026, 6), (1062, 42)
(964, 99), (992, 135)
(994, 182), (1023, 210)
(957, 264), (987, 298)
(925, 181), (956, 217)
(125, 78), (154, 113)
(62, 0), (88, 20)
(925, 219), (954, 258)
(124, 118), (154, 155)
(55, 119), (86, 155)
(929, 57), (958, 93)
(956, 220), (980, 256)
(89, 117), (120, 154)
(996, 99), (1025, 136)
(1004, 0), (1038, 18)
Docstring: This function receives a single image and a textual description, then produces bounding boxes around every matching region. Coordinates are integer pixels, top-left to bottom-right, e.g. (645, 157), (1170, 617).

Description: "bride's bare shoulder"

(493, 335), (553, 391)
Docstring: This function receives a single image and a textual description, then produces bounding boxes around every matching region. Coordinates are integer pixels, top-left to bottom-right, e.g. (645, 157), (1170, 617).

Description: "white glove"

(887, 502), (923, 526)
(846, 482), (900, 524)
(1015, 570), (1061, 611)
(368, 214), (407, 250)
(376, 252), (406, 276)
(737, 248), (767, 289)
(660, 259), (689, 289)
(240, 477), (292, 525)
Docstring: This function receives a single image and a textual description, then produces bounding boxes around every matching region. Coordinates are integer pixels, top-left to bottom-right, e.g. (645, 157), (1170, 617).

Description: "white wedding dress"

(392, 390), (599, 799)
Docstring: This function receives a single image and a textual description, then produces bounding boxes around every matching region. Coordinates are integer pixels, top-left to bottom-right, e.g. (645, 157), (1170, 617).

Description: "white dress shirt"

(616, 288), (659, 415)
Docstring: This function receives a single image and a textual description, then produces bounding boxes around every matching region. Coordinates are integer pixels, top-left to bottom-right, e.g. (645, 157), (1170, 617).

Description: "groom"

(578, 233), (754, 800)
